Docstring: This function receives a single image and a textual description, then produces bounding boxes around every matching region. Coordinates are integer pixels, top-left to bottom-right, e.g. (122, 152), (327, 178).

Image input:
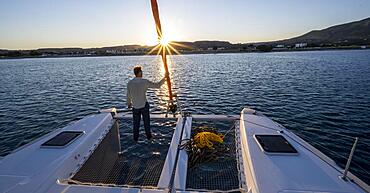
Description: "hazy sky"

(1, 0), (370, 49)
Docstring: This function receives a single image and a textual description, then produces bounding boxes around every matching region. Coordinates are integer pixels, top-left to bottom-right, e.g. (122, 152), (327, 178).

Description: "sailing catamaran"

(0, 108), (369, 192)
(0, 1), (369, 193)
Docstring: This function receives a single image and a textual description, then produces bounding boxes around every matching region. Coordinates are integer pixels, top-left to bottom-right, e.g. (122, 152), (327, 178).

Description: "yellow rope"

(193, 132), (224, 149)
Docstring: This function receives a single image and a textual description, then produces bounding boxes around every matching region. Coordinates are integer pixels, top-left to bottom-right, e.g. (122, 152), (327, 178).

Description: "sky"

(1, 0), (370, 50)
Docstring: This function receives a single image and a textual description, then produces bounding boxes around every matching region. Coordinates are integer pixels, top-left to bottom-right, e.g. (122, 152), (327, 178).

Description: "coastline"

(0, 46), (368, 60)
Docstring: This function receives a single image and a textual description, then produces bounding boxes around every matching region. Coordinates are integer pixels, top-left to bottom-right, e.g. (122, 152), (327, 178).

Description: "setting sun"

(160, 37), (170, 46)
(145, 30), (180, 46)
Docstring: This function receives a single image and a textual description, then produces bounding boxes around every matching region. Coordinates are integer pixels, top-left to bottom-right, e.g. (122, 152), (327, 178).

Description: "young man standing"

(127, 66), (168, 141)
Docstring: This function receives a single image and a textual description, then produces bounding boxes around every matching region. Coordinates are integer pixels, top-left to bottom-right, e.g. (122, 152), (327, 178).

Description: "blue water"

(0, 50), (369, 183)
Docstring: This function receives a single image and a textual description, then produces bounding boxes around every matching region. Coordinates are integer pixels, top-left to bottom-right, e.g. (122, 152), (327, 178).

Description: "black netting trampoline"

(185, 121), (241, 191)
(72, 119), (175, 187)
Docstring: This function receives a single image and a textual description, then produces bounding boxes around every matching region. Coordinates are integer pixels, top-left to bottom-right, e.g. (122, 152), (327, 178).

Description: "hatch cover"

(41, 131), (83, 148)
(255, 135), (298, 154)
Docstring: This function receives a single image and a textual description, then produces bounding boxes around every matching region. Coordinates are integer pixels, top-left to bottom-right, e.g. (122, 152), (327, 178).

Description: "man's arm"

(126, 84), (132, 108)
(147, 76), (167, 88)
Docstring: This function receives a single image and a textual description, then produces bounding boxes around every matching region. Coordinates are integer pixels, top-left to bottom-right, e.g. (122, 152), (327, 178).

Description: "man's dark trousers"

(132, 102), (151, 141)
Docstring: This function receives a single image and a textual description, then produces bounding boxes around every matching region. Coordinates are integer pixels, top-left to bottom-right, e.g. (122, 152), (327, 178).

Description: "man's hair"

(133, 66), (142, 76)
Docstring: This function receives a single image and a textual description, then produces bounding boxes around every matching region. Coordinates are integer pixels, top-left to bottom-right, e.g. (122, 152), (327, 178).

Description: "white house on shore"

(295, 43), (307, 48)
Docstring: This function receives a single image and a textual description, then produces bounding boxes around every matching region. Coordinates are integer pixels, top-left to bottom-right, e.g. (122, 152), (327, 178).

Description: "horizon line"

(2, 16), (369, 51)
(0, 38), (281, 51)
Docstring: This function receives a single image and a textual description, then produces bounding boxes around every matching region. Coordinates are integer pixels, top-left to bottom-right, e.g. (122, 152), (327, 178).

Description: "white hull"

(239, 108), (369, 193)
(0, 108), (368, 193)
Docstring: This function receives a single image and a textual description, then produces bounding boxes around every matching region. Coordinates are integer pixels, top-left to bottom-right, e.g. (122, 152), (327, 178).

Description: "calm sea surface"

(0, 50), (369, 183)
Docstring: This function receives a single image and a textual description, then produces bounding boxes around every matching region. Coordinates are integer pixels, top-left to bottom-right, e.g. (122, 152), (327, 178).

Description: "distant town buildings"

(1, 40), (369, 59)
(295, 43), (307, 48)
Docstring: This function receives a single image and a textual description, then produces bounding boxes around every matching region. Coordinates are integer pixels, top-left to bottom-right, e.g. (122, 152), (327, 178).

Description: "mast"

(150, 0), (173, 101)
(150, 0), (177, 113)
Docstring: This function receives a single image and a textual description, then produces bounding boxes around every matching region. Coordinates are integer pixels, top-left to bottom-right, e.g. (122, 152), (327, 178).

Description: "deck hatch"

(255, 135), (297, 154)
(41, 131), (83, 147)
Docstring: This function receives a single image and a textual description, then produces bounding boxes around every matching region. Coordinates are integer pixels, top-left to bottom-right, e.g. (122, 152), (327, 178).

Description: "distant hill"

(170, 41), (234, 50)
(192, 41), (233, 49)
(1, 17), (370, 58)
(273, 17), (370, 46)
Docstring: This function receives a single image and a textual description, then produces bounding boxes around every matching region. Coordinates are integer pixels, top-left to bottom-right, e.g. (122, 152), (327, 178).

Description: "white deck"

(239, 108), (369, 193)
(0, 113), (116, 193)
(0, 108), (369, 193)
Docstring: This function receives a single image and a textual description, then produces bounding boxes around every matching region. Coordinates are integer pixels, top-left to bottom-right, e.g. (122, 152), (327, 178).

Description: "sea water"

(0, 49), (369, 183)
